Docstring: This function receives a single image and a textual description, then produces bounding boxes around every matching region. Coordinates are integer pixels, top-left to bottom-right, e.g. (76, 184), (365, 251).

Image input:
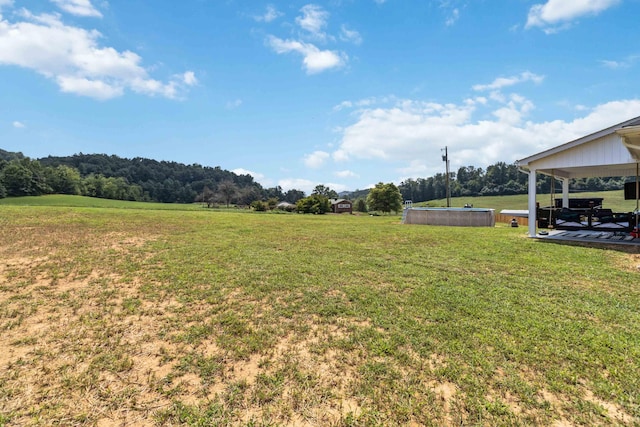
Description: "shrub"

(251, 200), (267, 211)
(296, 194), (330, 214)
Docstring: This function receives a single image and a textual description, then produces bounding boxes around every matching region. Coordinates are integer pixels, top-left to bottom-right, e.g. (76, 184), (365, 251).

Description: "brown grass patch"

(3, 208), (636, 426)
(619, 253), (640, 272)
(582, 388), (635, 425)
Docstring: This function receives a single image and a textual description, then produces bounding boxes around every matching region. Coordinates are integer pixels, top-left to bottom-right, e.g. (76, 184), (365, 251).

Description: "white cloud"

(332, 149), (349, 162)
(254, 5), (282, 23)
(0, 0), (14, 9)
(182, 71), (197, 86)
(296, 4), (329, 39)
(324, 182), (349, 193)
(600, 60), (623, 69)
(340, 25), (362, 45)
(12, 120), (25, 128)
(445, 8), (459, 26)
(303, 150), (330, 168)
(333, 100), (353, 111)
(225, 99), (242, 109)
(232, 168), (272, 188)
(0, 9), (195, 100)
(333, 96), (390, 111)
(266, 4), (354, 74)
(278, 178), (316, 193)
(267, 35), (346, 74)
(473, 71), (544, 92)
(51, 0), (102, 18)
(57, 75), (123, 99)
(600, 55), (639, 70)
(335, 100), (476, 162)
(526, 0), (621, 32)
(438, 0), (463, 27)
(333, 93), (640, 178)
(397, 159), (430, 177)
(335, 170), (358, 178)
(232, 168), (264, 181)
(282, 180), (348, 194)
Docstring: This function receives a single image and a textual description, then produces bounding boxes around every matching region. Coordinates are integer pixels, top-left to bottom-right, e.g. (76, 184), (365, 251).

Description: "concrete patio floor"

(535, 229), (640, 252)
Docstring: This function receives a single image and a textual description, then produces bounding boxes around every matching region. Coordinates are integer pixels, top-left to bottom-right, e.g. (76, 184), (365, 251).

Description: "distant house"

(329, 198), (353, 214)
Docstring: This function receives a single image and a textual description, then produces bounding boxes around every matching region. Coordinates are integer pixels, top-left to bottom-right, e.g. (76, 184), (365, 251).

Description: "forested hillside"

(0, 148), (25, 162)
(0, 151), (302, 204)
(38, 153), (264, 204)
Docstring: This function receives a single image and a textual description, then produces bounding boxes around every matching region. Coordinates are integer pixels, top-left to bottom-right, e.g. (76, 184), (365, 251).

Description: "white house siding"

(528, 134), (633, 171)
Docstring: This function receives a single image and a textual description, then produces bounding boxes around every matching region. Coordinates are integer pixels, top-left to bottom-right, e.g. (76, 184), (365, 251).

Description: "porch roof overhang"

(516, 115), (640, 237)
(521, 163), (640, 180)
(516, 116), (640, 179)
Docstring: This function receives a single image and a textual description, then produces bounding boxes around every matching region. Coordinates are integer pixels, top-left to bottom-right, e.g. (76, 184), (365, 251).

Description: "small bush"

(251, 200), (267, 211)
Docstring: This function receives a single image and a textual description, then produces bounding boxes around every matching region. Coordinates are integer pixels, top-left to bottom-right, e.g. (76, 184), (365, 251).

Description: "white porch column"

(562, 178), (569, 208)
(528, 168), (537, 237)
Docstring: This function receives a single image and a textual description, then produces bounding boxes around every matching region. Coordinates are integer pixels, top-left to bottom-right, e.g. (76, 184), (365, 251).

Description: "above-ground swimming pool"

(403, 207), (495, 227)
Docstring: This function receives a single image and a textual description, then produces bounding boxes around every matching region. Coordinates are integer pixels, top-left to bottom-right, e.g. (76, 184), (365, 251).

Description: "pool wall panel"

(404, 209), (495, 227)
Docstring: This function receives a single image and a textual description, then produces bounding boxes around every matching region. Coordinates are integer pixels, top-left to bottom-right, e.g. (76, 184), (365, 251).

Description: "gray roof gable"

(330, 198), (351, 205)
(624, 117), (640, 127)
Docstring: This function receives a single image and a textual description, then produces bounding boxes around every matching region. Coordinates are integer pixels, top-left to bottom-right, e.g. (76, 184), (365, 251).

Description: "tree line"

(396, 162), (627, 202)
(0, 149), (628, 205)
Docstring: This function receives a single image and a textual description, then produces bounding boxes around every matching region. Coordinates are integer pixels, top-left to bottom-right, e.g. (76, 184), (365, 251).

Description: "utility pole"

(442, 146), (451, 207)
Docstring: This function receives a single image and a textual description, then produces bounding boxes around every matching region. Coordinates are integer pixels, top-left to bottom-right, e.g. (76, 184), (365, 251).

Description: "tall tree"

(354, 198), (367, 213)
(312, 184), (338, 199)
(0, 161), (33, 196)
(217, 180), (239, 208)
(46, 165), (81, 195)
(366, 182), (403, 214)
(196, 186), (215, 207)
(284, 189), (306, 203)
(238, 186), (262, 207)
(264, 185), (284, 200)
(0, 159), (50, 196)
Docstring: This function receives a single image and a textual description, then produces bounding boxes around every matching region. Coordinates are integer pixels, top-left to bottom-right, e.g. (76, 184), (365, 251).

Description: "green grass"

(2, 190), (637, 213)
(0, 201), (639, 426)
(0, 194), (207, 210)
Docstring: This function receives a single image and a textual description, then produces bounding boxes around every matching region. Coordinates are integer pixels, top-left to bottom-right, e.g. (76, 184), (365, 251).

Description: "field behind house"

(424, 189), (639, 213)
(1, 198), (639, 426)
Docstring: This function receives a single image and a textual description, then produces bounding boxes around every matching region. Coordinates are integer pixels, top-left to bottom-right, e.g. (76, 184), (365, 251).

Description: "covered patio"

(516, 116), (640, 239)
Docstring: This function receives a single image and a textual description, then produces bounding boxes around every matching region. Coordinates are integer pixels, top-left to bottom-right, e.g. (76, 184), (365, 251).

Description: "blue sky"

(2, 0), (640, 194)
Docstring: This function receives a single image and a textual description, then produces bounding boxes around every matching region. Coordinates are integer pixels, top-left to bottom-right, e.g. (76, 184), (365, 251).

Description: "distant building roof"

(329, 198), (351, 205)
(276, 201), (295, 207)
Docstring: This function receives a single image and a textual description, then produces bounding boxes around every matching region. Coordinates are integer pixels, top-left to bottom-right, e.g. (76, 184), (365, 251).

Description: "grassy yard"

(0, 194), (206, 211)
(0, 199), (639, 426)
